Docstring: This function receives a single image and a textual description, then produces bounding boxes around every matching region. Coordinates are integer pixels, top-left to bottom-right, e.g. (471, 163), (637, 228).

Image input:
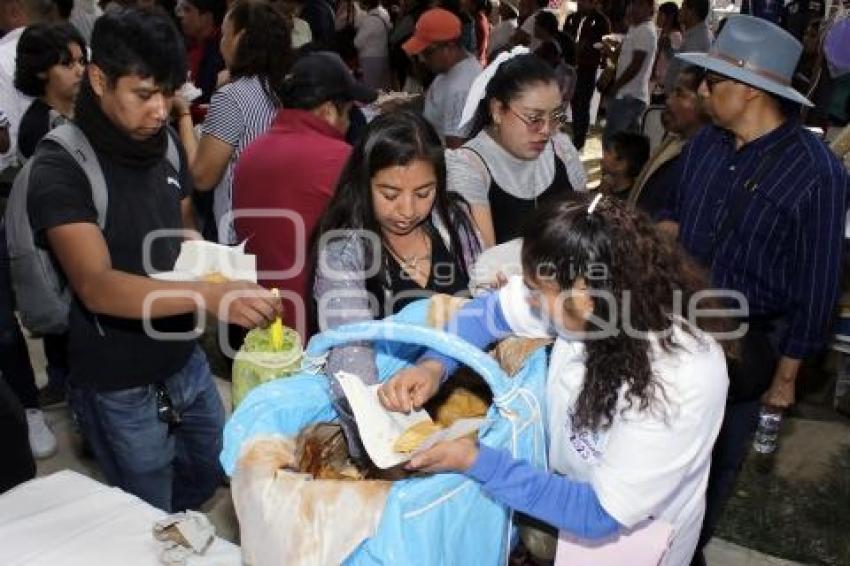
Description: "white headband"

(456, 46), (530, 131)
(587, 193), (603, 215)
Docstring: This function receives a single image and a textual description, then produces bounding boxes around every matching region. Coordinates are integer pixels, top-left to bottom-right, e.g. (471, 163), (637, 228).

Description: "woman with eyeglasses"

(447, 52), (587, 248)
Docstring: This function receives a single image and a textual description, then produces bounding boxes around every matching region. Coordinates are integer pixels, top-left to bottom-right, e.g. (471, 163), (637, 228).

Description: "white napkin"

(334, 371), (485, 469)
(151, 240), (257, 283)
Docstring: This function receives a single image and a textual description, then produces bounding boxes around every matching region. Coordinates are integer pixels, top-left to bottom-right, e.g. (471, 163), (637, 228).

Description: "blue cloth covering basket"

(221, 298), (549, 565)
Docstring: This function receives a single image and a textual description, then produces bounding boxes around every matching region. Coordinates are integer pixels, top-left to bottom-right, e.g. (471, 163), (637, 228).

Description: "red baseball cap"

(402, 8), (462, 56)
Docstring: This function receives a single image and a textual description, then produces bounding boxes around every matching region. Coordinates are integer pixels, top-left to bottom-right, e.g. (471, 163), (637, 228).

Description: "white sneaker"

(26, 409), (58, 459)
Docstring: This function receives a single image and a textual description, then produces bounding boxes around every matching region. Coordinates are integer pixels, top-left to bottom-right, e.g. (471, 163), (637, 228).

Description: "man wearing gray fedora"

(658, 15), (849, 564)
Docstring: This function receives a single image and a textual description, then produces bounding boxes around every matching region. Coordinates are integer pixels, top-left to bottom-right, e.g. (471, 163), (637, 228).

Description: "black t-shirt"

(18, 99), (57, 160)
(27, 136), (196, 391)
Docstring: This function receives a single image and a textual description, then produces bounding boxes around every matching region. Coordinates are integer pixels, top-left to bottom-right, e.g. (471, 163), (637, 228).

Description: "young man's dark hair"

(682, 0), (709, 23)
(183, 0), (226, 26)
(20, 0), (63, 22)
(90, 6), (187, 92)
(53, 0), (72, 19)
(606, 131), (650, 178)
(15, 22), (86, 97)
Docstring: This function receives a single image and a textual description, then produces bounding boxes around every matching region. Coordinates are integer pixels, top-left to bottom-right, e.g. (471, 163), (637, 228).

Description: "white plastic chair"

(640, 105), (668, 154)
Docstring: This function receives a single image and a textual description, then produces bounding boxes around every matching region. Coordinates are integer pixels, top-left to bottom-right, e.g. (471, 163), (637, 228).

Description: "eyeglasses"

(508, 106), (568, 133)
(703, 72), (733, 92)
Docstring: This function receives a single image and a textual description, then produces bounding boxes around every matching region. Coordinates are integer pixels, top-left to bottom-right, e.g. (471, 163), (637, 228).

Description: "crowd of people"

(0, 0), (848, 564)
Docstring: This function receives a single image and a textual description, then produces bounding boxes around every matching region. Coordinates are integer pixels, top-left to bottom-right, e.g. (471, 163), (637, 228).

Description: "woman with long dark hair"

(447, 51), (586, 248)
(174, 0), (292, 243)
(313, 110), (481, 384)
(380, 194), (731, 565)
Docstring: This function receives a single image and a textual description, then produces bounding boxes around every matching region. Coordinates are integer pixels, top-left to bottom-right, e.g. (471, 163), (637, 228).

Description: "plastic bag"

(223, 297), (552, 566)
(231, 434), (392, 566)
(825, 10), (850, 78)
(231, 325), (302, 408)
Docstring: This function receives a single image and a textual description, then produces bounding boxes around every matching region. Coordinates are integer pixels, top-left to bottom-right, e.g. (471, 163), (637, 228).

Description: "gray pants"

(603, 95), (647, 145)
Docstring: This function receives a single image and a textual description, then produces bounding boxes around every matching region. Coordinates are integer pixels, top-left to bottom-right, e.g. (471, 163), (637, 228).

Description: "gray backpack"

(3, 122), (180, 336)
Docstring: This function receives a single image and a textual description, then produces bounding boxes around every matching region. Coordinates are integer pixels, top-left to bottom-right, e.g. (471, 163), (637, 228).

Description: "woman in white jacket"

(354, 0), (393, 90)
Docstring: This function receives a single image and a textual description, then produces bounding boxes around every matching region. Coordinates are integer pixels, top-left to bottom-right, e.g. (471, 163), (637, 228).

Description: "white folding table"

(0, 470), (242, 565)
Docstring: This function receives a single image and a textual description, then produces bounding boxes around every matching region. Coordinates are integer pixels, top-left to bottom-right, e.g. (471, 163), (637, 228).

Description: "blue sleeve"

(467, 446), (621, 539)
(417, 291), (513, 379)
(782, 158), (849, 358)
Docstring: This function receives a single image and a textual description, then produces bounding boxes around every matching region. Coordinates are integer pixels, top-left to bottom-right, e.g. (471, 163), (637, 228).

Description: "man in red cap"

(403, 8), (482, 148)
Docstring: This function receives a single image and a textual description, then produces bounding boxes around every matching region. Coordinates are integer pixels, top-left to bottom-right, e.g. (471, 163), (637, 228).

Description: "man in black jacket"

(565, 0), (610, 151)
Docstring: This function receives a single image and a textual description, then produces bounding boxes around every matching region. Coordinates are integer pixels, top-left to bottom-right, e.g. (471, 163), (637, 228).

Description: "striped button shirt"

(202, 75), (278, 244)
(661, 121), (849, 358)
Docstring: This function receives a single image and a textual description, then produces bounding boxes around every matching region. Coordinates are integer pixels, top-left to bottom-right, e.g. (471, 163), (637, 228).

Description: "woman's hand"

(378, 359), (444, 413)
(406, 437), (479, 473)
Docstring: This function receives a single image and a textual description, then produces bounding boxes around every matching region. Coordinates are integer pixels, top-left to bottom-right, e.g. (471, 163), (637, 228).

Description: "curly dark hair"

(226, 0), (293, 105)
(521, 194), (735, 432)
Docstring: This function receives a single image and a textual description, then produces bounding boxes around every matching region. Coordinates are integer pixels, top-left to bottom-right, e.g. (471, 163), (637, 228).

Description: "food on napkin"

(201, 271), (228, 283)
(434, 387), (488, 428)
(393, 421), (444, 454)
(151, 240), (256, 283)
(335, 371), (487, 469)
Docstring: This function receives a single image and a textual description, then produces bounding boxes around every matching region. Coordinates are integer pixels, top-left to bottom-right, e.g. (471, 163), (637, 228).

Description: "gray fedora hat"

(676, 14), (812, 107)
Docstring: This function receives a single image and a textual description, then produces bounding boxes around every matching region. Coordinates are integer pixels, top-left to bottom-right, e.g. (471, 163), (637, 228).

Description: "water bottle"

(752, 405), (783, 454)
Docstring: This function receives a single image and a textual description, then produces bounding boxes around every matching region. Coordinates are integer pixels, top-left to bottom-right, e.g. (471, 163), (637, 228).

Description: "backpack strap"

(164, 125), (181, 174)
(43, 123), (108, 230)
(40, 124), (182, 232)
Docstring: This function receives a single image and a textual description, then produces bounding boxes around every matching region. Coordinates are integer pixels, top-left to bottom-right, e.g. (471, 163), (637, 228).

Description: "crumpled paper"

(153, 511), (215, 565)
